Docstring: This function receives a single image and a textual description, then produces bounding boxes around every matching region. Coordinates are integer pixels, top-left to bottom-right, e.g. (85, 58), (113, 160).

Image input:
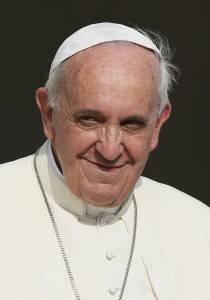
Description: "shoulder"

(0, 148), (48, 224)
(0, 155), (34, 180)
(0, 141), (48, 182)
(0, 155), (37, 205)
(134, 176), (210, 233)
(135, 176), (209, 211)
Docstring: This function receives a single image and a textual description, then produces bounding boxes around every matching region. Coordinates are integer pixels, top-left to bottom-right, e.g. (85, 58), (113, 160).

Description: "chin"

(80, 185), (128, 208)
(85, 198), (122, 208)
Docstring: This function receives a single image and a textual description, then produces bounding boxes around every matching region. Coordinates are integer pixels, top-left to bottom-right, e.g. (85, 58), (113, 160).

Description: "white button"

(106, 250), (114, 260)
(99, 217), (107, 226)
(109, 287), (116, 295)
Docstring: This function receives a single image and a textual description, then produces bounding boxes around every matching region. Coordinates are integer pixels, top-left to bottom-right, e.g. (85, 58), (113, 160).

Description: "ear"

(150, 102), (171, 151)
(36, 87), (55, 140)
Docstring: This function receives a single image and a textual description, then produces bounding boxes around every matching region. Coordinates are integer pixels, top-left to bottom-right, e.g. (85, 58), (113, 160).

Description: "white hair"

(138, 29), (179, 114)
(45, 62), (66, 110)
(45, 30), (179, 115)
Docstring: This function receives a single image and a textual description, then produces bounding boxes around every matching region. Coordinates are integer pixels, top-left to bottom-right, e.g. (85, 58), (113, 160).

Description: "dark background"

(1, 0), (209, 206)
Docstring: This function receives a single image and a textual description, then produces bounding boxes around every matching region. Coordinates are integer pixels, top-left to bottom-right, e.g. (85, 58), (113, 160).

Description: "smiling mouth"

(85, 159), (125, 172)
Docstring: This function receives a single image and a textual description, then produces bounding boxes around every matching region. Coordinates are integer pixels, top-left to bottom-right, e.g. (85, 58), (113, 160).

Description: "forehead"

(64, 42), (159, 83)
(60, 43), (160, 113)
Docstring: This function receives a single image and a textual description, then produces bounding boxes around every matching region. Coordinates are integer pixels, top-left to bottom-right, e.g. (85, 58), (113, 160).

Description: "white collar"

(36, 140), (133, 222)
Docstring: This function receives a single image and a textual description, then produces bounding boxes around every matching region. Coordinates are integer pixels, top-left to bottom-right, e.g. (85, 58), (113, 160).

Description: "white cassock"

(0, 140), (210, 300)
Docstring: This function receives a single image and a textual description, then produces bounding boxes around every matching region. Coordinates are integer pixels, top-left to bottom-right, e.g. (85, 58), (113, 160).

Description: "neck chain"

(33, 149), (137, 300)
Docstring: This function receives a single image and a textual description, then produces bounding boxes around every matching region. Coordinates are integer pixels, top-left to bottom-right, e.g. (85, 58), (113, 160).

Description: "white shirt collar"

(47, 141), (122, 217)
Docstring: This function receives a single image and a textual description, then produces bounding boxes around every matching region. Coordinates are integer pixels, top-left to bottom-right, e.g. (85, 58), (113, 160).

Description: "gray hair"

(139, 29), (179, 114)
(45, 30), (178, 115)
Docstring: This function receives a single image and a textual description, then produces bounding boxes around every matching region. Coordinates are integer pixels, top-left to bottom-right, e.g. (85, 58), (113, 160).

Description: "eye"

(77, 115), (102, 128)
(81, 116), (98, 122)
(121, 118), (146, 131)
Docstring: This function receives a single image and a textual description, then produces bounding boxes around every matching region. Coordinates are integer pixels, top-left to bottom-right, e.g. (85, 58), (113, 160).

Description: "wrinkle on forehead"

(62, 43), (160, 108)
(66, 43), (159, 78)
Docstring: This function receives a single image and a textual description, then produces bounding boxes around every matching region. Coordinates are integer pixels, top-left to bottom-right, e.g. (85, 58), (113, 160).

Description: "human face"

(37, 43), (170, 207)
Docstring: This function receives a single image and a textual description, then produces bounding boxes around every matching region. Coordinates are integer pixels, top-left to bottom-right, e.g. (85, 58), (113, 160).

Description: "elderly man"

(0, 23), (210, 300)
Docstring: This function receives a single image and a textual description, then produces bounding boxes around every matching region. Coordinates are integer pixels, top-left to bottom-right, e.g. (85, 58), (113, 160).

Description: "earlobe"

(150, 102), (171, 151)
(35, 87), (54, 140)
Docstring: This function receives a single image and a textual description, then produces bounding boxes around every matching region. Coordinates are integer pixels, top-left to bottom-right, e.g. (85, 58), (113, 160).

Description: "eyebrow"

(122, 114), (148, 125)
(72, 109), (148, 124)
(72, 109), (104, 117)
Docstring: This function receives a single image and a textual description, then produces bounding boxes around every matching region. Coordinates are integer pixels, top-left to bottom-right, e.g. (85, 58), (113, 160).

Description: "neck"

(48, 141), (122, 216)
(35, 140), (134, 222)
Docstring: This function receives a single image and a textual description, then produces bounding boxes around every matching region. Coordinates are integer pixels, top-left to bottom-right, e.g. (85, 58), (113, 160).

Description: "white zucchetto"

(49, 22), (161, 76)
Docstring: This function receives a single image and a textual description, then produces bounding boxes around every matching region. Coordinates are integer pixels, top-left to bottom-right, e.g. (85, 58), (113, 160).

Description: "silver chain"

(33, 149), (137, 300)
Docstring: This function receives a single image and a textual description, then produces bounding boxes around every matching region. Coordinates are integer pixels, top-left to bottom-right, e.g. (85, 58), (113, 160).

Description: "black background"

(1, 0), (209, 206)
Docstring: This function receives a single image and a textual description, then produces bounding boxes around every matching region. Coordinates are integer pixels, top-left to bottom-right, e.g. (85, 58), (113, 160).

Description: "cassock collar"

(35, 140), (134, 223)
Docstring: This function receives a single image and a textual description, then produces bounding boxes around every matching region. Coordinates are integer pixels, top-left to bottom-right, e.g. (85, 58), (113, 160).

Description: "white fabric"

(50, 22), (161, 76)
(0, 140), (210, 300)
(47, 139), (65, 182)
(47, 141), (121, 216)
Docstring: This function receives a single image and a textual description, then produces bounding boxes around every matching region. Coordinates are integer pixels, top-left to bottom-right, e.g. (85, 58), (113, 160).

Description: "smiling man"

(0, 23), (210, 300)
(36, 39), (169, 209)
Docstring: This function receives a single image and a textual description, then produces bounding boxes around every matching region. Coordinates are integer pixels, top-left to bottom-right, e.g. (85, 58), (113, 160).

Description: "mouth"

(84, 159), (126, 173)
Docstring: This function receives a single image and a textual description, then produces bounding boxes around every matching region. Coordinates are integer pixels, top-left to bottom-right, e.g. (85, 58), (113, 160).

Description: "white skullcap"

(49, 22), (161, 76)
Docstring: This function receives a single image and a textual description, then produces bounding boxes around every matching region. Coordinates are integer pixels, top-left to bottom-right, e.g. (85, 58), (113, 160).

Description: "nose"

(95, 125), (124, 162)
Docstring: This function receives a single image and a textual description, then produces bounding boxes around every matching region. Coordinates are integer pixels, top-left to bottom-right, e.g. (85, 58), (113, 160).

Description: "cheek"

(127, 131), (154, 159)
(54, 127), (98, 163)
